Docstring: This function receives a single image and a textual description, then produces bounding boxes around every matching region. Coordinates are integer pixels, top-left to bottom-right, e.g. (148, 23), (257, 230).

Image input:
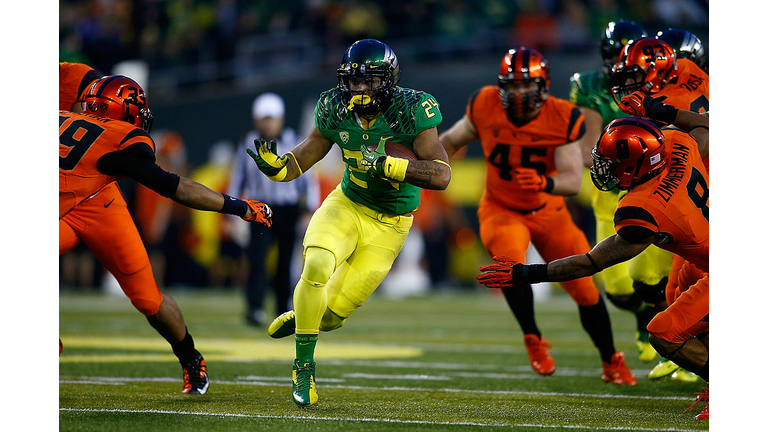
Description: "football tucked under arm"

(360, 142), (417, 182)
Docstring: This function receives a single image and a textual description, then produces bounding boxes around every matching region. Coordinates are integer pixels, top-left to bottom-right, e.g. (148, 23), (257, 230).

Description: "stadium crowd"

(60, 0), (707, 88)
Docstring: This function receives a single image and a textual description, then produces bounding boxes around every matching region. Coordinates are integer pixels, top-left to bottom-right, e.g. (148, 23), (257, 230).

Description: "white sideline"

(58, 408), (702, 432)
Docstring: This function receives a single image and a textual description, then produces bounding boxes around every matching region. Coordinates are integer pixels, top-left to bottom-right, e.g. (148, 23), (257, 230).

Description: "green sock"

(295, 334), (319, 362)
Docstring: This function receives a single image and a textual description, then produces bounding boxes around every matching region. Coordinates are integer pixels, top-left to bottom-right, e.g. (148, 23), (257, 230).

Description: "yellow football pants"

(294, 186), (412, 335)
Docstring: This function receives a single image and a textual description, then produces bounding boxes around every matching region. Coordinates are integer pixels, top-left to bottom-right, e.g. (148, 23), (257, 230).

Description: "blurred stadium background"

(58, 0), (709, 297)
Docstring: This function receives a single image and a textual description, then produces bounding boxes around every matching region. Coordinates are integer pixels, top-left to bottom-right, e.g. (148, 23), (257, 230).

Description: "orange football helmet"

(611, 38), (677, 104)
(82, 75), (154, 132)
(497, 47), (550, 118)
(591, 117), (667, 191)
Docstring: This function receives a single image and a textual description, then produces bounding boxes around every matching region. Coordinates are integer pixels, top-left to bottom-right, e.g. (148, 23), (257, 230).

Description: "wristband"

(543, 176), (554, 193)
(382, 156), (409, 182)
(649, 102), (679, 124)
(220, 194), (248, 217)
(512, 263), (549, 284)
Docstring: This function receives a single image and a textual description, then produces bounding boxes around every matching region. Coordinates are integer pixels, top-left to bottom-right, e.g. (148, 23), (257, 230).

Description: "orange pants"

(647, 256), (708, 344)
(59, 183), (163, 316)
(478, 197), (599, 306)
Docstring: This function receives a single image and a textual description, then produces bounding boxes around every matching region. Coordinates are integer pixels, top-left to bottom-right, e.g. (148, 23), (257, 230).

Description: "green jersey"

(314, 86), (442, 214)
(569, 70), (629, 128)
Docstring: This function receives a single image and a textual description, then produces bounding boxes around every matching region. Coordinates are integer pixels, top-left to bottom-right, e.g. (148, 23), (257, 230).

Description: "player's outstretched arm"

(476, 233), (653, 289)
(173, 177), (272, 226)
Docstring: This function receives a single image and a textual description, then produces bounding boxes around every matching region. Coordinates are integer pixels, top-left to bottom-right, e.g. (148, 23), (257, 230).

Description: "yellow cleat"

(268, 310), (296, 339)
(648, 358), (680, 381)
(635, 331), (658, 363)
(671, 368), (701, 383)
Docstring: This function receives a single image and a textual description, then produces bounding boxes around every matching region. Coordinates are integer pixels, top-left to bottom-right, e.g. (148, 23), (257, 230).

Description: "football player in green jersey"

(569, 20), (697, 383)
(248, 39), (451, 407)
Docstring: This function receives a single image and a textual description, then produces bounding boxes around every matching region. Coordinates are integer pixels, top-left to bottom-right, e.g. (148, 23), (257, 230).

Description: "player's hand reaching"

(242, 199), (273, 227)
(619, 91), (678, 124)
(515, 168), (549, 192)
(247, 138), (289, 181)
(476, 256), (521, 289)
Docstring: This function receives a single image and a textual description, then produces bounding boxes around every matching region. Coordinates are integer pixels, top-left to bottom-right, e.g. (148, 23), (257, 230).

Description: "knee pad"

(319, 308), (346, 332)
(131, 297), (161, 316)
(301, 247), (336, 287)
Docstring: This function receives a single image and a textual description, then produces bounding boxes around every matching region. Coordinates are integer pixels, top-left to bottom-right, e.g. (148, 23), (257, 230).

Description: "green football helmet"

(337, 39), (401, 116)
(600, 20), (648, 75)
(656, 28), (708, 74)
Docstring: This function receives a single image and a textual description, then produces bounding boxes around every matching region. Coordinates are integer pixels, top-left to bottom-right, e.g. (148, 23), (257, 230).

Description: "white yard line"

(58, 408), (702, 432)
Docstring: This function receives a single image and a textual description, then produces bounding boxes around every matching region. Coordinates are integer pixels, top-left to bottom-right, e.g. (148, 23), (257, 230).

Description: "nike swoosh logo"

(104, 199), (115, 208)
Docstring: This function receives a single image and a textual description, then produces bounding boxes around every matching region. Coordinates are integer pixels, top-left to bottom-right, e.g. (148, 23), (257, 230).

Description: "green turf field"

(59, 288), (708, 431)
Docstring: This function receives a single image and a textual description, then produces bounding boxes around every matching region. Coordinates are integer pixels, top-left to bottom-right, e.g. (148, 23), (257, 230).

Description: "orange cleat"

(181, 353), (209, 394)
(685, 387), (709, 420)
(601, 352), (637, 385)
(523, 334), (555, 375)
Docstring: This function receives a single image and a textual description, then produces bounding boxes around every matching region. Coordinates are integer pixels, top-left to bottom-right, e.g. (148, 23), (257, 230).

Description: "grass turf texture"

(60, 288), (708, 431)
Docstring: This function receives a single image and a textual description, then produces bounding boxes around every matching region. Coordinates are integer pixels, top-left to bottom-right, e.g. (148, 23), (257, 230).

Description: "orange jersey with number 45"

(467, 86), (585, 210)
(614, 129), (709, 272)
(59, 110), (156, 218)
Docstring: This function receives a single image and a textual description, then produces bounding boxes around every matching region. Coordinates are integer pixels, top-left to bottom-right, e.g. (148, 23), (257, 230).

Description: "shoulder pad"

(315, 89), (348, 132)
(381, 87), (426, 135)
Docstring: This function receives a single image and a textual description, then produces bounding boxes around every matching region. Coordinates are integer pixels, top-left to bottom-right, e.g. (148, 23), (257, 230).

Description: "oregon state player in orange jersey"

(611, 37), (709, 382)
(440, 47), (635, 385)
(59, 62), (104, 356)
(477, 110), (710, 420)
(59, 74), (273, 394)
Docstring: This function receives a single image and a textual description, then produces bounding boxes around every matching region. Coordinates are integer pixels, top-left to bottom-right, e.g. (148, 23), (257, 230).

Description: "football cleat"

(292, 359), (318, 407)
(601, 352), (637, 386)
(647, 358), (680, 381)
(684, 386), (709, 420)
(181, 353), (209, 394)
(268, 310), (296, 339)
(523, 334), (556, 375)
(635, 331), (658, 363)
(671, 368), (700, 383)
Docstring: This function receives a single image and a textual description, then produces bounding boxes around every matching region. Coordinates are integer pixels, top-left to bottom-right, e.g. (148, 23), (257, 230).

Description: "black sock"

(171, 328), (198, 363)
(578, 296), (616, 363)
(501, 283), (540, 336)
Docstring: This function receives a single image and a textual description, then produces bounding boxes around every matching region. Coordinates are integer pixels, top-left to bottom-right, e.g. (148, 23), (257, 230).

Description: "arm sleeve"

(97, 143), (181, 198)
